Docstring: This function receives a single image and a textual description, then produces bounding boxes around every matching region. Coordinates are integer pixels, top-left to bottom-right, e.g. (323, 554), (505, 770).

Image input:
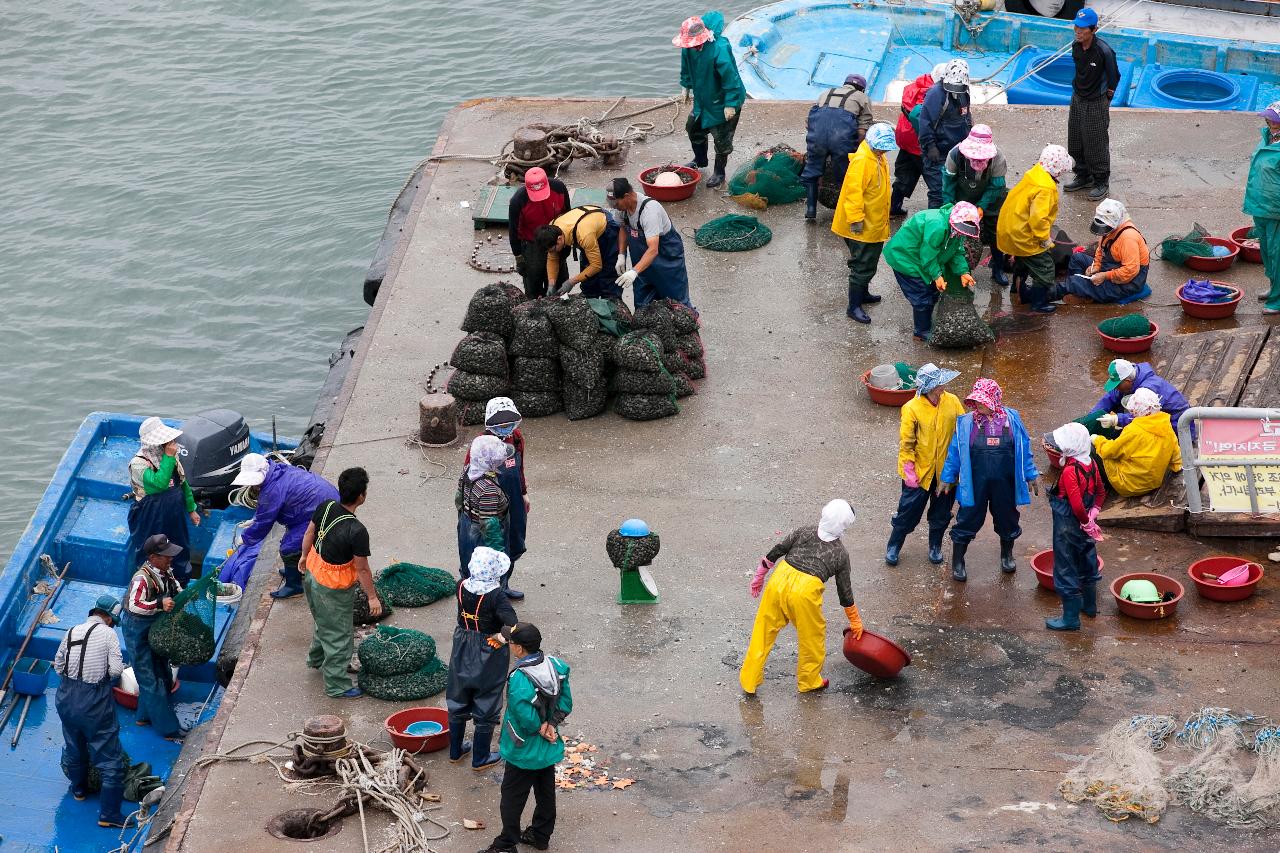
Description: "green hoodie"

(679, 11), (746, 130)
(499, 654), (573, 770)
(882, 204), (970, 283)
(1244, 125), (1280, 219)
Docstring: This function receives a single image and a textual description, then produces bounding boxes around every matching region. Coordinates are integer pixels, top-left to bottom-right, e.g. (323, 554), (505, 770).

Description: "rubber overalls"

(56, 623), (125, 795)
(626, 199), (692, 308)
(951, 424), (1021, 544)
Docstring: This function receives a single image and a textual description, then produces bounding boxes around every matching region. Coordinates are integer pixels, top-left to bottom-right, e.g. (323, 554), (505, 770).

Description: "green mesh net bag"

(1098, 313), (1152, 339)
(149, 574), (217, 665)
(694, 215), (772, 252)
(356, 625), (438, 677)
(605, 529), (661, 569)
(358, 656), (449, 701)
(375, 563), (455, 608)
(930, 276), (993, 349)
(726, 145), (806, 206)
(1156, 223), (1215, 267)
(354, 585), (394, 625)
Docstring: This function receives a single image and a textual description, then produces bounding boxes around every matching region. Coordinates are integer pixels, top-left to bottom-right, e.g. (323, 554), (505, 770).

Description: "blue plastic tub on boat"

(1005, 49), (1132, 107)
(1130, 66), (1260, 111)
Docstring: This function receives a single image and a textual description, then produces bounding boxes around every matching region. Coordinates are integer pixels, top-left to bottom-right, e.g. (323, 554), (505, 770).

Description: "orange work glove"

(934, 276), (947, 292)
(844, 604), (864, 640)
(960, 273), (976, 289)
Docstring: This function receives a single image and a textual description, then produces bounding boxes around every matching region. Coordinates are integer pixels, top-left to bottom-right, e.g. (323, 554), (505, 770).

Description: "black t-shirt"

(309, 500), (371, 565)
(1072, 37), (1119, 99)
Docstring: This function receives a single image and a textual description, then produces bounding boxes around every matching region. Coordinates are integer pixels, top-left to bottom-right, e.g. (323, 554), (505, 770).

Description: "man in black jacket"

(508, 167), (570, 297)
(1064, 8), (1121, 202)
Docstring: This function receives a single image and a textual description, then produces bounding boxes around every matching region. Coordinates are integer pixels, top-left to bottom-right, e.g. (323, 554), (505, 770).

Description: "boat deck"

(173, 100), (1278, 852)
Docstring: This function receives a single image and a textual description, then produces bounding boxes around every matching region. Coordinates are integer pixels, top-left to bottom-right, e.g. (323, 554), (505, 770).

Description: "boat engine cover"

(177, 409), (251, 503)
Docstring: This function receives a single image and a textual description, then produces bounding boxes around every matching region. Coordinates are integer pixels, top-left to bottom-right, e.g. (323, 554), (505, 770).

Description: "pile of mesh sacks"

(446, 283), (707, 423)
(356, 625), (449, 701)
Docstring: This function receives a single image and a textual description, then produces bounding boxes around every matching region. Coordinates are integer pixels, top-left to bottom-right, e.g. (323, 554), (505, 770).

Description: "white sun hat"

(138, 416), (182, 447)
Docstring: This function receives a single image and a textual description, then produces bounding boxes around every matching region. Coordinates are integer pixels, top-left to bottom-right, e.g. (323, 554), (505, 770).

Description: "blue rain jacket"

(940, 409), (1039, 508)
(1092, 362), (1189, 431)
(219, 462), (339, 587)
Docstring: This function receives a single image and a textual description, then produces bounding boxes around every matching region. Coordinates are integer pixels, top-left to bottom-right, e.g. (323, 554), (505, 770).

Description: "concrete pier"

(172, 99), (1277, 852)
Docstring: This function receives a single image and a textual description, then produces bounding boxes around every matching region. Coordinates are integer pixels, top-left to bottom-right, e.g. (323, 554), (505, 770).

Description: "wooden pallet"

(1151, 327), (1268, 409)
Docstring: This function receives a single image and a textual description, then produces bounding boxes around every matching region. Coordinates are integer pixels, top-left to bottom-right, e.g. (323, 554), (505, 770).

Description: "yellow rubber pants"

(739, 560), (828, 693)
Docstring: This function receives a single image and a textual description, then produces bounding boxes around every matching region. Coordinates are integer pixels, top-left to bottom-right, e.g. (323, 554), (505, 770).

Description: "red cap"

(524, 167), (550, 202)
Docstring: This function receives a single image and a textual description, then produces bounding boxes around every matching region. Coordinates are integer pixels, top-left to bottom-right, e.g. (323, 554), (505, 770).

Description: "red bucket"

(861, 370), (916, 407)
(385, 706), (450, 754)
(1110, 572), (1183, 620)
(1176, 282), (1240, 320)
(842, 628), (911, 678)
(1187, 556), (1263, 602)
(1031, 550), (1106, 592)
(1230, 226), (1263, 264)
(1098, 320), (1158, 355)
(638, 166), (700, 202)
(1184, 237), (1239, 273)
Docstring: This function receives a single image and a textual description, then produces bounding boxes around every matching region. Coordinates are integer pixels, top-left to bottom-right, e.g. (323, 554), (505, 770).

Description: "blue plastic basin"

(1006, 49), (1132, 107)
(1131, 66), (1260, 111)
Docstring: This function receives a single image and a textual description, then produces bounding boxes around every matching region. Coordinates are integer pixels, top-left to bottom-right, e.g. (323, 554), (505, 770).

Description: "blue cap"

(1073, 7), (1099, 27)
(619, 518), (650, 537)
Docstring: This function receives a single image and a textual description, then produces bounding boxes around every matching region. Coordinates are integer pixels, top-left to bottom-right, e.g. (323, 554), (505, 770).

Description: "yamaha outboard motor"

(177, 409), (251, 508)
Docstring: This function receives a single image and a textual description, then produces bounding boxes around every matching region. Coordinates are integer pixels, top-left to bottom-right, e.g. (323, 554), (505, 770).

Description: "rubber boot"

(1028, 285), (1057, 314)
(950, 541), (968, 582)
(847, 286), (870, 323)
(911, 305), (933, 341)
(804, 181), (818, 221)
(270, 560), (303, 599)
(889, 188), (907, 217)
(927, 528), (946, 565)
(471, 727), (503, 771)
(501, 569), (524, 601)
(885, 528), (907, 566)
(705, 154), (729, 189)
(1081, 582), (1098, 618)
(999, 539), (1017, 574)
(98, 786), (127, 828)
(990, 251), (1010, 287)
(685, 140), (708, 170)
(448, 718), (472, 763)
(1046, 595), (1082, 631)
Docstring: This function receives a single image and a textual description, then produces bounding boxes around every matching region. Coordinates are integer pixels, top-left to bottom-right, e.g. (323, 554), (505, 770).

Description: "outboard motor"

(177, 409), (252, 508)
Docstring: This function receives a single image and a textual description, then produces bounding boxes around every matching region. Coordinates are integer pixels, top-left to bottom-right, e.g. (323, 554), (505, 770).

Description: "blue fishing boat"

(0, 411), (293, 853)
(725, 0), (1280, 111)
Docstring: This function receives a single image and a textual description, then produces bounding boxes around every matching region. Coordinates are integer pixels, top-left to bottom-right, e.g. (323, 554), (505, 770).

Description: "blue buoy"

(619, 518), (650, 537)
(404, 720), (443, 737)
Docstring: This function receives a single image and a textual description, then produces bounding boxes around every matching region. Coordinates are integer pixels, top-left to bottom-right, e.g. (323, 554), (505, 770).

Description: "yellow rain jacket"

(1091, 412), (1183, 497)
(898, 391), (966, 489)
(832, 141), (891, 243)
(996, 163), (1059, 259)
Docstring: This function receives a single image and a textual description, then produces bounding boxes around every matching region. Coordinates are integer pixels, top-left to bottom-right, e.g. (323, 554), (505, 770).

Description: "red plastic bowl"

(1031, 550), (1106, 592)
(1177, 282), (1241, 320)
(112, 678), (181, 710)
(1110, 572), (1184, 619)
(638, 165), (701, 202)
(842, 628), (912, 678)
(1098, 320), (1158, 354)
(861, 369), (916, 407)
(385, 706), (450, 754)
(1187, 556), (1264, 602)
(1229, 226), (1263, 264)
(1184, 237), (1239, 273)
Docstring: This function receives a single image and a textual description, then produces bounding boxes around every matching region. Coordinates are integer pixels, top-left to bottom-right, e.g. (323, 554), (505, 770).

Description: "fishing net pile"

(353, 585), (394, 625)
(356, 625), (450, 700)
(930, 276), (994, 349)
(87, 749), (164, 802)
(727, 144), (806, 208)
(149, 574), (217, 665)
(1155, 223), (1216, 267)
(1098, 313), (1152, 339)
(694, 214), (772, 252)
(1060, 708), (1280, 828)
(446, 287), (706, 425)
(375, 563), (455, 608)
(606, 529), (661, 570)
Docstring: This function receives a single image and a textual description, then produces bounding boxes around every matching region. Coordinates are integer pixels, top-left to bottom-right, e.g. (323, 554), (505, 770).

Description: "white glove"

(616, 269), (639, 289)
(1042, 238), (1055, 249)
(1099, 412), (1119, 429)
(724, 106), (737, 121)
(615, 255), (628, 276)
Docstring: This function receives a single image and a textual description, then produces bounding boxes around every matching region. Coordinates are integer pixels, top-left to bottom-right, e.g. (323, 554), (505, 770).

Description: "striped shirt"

(457, 473), (509, 521)
(54, 616), (124, 683)
(126, 561), (180, 616)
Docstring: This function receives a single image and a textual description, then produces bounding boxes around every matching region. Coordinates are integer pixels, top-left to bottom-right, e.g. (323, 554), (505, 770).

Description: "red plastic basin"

(1098, 320), (1158, 355)
(385, 706), (450, 754)
(1187, 556), (1263, 602)
(1184, 237), (1239, 273)
(1045, 446), (1064, 469)
(1176, 282), (1241, 320)
(842, 627), (912, 678)
(1110, 572), (1183, 620)
(638, 165), (701, 202)
(1031, 550), (1106, 592)
(112, 677), (181, 710)
(1230, 226), (1263, 264)
(861, 369), (916, 407)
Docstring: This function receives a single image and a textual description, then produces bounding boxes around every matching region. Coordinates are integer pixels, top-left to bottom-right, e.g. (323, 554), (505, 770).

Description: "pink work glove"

(750, 558), (775, 598)
(1081, 507), (1104, 541)
(903, 462), (919, 490)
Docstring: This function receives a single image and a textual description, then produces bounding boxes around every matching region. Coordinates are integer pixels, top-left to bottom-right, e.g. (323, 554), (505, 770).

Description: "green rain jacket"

(679, 11), (746, 130)
(882, 204), (971, 282)
(499, 654), (573, 770)
(1244, 126), (1280, 219)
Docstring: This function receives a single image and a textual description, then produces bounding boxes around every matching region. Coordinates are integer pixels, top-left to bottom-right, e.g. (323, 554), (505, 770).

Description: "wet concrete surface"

(176, 100), (1279, 852)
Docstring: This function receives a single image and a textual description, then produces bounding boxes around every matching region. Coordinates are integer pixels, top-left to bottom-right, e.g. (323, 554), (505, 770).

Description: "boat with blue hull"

(0, 411), (293, 853)
(725, 0), (1280, 111)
